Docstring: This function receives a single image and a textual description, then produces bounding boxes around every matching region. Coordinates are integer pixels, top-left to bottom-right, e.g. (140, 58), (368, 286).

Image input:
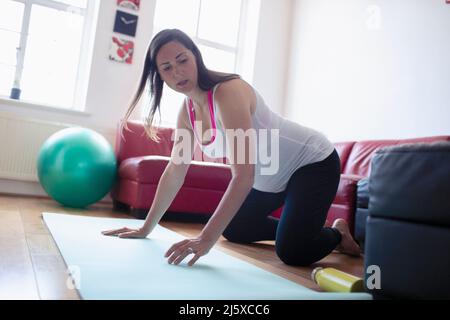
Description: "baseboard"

(0, 178), (47, 197)
(0, 178), (113, 203)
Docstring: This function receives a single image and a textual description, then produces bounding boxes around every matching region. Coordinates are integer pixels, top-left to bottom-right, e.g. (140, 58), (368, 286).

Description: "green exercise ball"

(37, 127), (117, 208)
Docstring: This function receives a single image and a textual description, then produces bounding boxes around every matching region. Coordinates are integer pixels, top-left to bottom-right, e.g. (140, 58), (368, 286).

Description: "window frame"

(2, 0), (97, 110)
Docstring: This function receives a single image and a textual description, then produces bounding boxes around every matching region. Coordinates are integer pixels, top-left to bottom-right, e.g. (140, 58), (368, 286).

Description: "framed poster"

(113, 10), (138, 37)
(109, 36), (134, 64)
(117, 0), (140, 11)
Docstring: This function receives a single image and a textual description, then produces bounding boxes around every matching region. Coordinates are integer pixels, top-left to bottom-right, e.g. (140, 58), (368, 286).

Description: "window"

(0, 0), (98, 110)
(148, 0), (247, 126)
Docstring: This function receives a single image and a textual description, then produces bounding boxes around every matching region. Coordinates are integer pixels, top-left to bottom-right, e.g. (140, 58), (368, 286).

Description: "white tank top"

(186, 83), (335, 193)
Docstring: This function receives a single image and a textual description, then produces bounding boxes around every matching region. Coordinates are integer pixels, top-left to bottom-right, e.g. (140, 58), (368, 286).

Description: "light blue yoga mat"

(43, 213), (372, 300)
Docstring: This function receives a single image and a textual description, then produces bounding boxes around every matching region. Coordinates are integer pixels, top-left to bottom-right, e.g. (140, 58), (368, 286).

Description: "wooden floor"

(0, 194), (365, 299)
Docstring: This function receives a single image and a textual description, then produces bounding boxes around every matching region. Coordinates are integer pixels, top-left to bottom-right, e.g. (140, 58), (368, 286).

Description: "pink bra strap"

(186, 89), (217, 145)
(207, 89), (217, 133)
(187, 98), (195, 128)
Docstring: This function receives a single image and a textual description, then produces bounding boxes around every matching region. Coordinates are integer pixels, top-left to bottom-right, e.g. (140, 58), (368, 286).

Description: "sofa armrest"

(118, 156), (232, 191)
(118, 155), (171, 182)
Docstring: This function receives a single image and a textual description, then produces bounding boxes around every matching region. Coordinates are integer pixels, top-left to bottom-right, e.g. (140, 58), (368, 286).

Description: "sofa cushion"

(184, 161), (232, 190)
(343, 136), (450, 177)
(369, 141), (450, 227)
(119, 156), (231, 191)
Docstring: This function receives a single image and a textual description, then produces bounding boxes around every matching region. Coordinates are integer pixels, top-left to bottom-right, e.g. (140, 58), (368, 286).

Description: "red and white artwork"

(109, 37), (134, 64)
(117, 0), (140, 11)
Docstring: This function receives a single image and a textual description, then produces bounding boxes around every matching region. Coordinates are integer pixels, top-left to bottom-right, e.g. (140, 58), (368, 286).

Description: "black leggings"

(222, 149), (342, 266)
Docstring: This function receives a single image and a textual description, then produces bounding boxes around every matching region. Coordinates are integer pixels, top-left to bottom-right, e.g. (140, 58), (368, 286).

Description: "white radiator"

(0, 113), (71, 182)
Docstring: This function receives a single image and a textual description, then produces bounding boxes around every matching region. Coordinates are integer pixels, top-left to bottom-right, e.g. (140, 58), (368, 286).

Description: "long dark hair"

(122, 28), (240, 142)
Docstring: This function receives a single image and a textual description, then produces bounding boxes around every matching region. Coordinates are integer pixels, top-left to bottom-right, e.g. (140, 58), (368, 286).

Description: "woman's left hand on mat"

(165, 237), (215, 266)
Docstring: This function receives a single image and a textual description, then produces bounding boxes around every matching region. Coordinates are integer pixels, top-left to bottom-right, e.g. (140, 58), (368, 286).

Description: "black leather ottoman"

(364, 142), (450, 299)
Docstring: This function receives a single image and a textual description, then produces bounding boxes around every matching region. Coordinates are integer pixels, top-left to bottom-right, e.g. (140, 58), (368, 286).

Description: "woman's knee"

(275, 241), (317, 266)
(222, 224), (253, 244)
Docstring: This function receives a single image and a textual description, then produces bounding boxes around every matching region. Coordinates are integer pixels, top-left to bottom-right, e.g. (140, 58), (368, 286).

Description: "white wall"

(285, 0), (450, 142)
(85, 0), (157, 125)
(252, 0), (294, 114)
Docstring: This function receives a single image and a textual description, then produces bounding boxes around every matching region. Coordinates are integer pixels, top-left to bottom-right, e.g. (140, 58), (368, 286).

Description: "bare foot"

(332, 218), (361, 257)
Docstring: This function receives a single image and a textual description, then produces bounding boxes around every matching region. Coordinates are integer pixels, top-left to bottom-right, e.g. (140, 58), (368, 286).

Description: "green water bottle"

(311, 267), (365, 293)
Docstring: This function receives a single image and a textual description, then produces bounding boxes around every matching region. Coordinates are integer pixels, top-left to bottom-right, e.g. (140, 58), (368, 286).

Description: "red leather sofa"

(110, 120), (449, 235)
(111, 121), (231, 218)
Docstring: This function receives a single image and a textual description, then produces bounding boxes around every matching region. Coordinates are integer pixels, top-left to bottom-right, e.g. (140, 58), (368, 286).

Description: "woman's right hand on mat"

(101, 227), (149, 238)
